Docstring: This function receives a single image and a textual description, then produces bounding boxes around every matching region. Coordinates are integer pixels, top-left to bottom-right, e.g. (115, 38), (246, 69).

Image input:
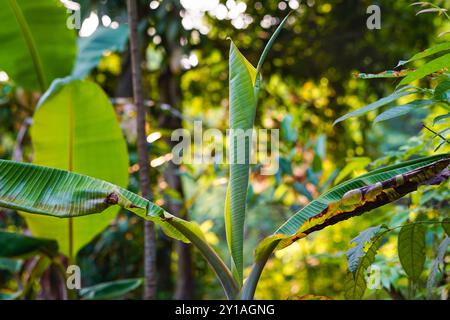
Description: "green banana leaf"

(254, 154), (450, 261)
(1, 159), (189, 241)
(0, 0), (76, 91)
(0, 159), (239, 298)
(225, 41), (257, 285)
(21, 78), (129, 258)
(225, 13), (292, 285)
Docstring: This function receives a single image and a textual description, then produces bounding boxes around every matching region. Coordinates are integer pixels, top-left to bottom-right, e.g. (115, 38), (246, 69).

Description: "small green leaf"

(346, 225), (387, 273)
(345, 232), (386, 299)
(398, 223), (426, 282)
(373, 100), (432, 124)
(399, 53), (450, 86)
(333, 89), (418, 125)
(79, 278), (143, 300)
(434, 80), (450, 101)
(281, 115), (298, 143)
(396, 42), (450, 68)
(293, 182), (313, 201)
(433, 113), (450, 125)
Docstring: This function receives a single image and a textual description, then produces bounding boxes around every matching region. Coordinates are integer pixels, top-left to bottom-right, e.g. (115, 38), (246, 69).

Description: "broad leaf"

(399, 53), (450, 86)
(0, 0), (76, 91)
(79, 278), (143, 300)
(0, 159), (190, 241)
(21, 78), (129, 258)
(0, 231), (58, 258)
(398, 223), (426, 282)
(333, 89), (418, 125)
(72, 25), (129, 79)
(346, 225), (387, 273)
(255, 154), (450, 261)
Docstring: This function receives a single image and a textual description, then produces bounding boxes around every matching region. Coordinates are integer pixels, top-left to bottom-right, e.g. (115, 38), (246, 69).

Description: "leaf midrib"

(8, 0), (47, 91)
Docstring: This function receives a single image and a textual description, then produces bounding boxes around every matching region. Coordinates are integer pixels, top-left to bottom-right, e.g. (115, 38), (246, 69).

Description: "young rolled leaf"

(0, 231), (58, 258)
(0, 0), (76, 91)
(398, 223), (426, 282)
(225, 13), (291, 285)
(0, 160), (239, 299)
(225, 41), (257, 285)
(254, 154), (450, 262)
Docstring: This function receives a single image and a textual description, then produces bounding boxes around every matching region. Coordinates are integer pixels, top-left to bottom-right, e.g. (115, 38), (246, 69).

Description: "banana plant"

(0, 0), (76, 91)
(1, 15), (450, 300)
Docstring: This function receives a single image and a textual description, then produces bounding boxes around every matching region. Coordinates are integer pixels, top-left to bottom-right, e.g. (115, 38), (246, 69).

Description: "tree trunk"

(158, 68), (194, 299)
(126, 0), (156, 300)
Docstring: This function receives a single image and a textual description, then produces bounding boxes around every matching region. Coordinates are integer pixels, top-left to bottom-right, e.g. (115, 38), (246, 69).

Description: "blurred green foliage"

(0, 0), (449, 299)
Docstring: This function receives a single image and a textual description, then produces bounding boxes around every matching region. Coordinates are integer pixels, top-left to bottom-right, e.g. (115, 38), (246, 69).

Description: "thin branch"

(422, 123), (450, 151)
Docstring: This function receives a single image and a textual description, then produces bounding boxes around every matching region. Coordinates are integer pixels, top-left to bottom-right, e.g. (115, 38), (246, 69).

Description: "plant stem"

(127, 0), (157, 300)
(241, 240), (279, 300)
(167, 218), (239, 299)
